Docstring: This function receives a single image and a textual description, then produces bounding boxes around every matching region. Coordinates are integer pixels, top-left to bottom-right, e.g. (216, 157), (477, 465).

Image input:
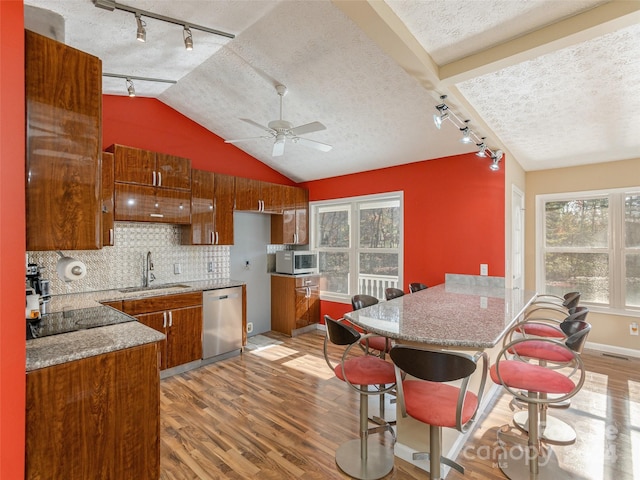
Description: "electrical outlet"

(630, 322), (639, 336)
(480, 264), (488, 276)
(207, 261), (214, 273)
(174, 263), (181, 274)
(480, 297), (488, 309)
(247, 322), (254, 333)
(244, 260), (250, 270)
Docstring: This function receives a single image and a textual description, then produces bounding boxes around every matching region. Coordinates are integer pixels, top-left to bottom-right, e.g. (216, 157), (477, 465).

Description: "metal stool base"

(513, 411), (576, 445)
(498, 445), (573, 480)
(335, 438), (394, 480)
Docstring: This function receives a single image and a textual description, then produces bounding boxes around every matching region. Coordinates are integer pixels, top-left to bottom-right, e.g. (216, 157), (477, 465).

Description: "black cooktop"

(27, 306), (134, 340)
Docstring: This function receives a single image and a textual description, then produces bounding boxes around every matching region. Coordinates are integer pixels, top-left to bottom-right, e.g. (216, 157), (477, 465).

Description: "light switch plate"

(174, 263), (182, 274)
(480, 264), (488, 276)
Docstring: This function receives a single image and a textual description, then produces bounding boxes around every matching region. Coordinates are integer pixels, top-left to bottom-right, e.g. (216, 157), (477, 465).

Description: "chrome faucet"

(144, 251), (156, 287)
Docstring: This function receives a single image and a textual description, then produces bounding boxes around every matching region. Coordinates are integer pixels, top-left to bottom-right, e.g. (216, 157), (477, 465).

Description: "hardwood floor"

(160, 331), (640, 479)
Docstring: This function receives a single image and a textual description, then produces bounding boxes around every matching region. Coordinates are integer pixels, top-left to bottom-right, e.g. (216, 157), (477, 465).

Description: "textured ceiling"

(24, 0), (640, 182)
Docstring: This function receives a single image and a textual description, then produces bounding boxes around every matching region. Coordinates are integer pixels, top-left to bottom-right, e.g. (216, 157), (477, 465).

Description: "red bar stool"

(323, 315), (396, 480)
(525, 291), (581, 318)
(491, 329), (588, 480)
(389, 345), (488, 480)
(351, 294), (391, 356)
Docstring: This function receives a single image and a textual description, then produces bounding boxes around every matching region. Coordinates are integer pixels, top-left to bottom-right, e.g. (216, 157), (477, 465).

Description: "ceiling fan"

(224, 84), (332, 157)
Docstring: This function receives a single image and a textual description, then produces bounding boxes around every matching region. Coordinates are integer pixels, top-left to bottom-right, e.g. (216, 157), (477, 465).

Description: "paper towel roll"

(56, 257), (87, 282)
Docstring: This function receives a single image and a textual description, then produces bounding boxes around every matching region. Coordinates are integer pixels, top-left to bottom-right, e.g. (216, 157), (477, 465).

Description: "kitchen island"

(345, 276), (536, 475)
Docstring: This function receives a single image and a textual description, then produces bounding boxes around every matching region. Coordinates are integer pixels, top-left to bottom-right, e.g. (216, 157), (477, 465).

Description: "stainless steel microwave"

(275, 250), (318, 275)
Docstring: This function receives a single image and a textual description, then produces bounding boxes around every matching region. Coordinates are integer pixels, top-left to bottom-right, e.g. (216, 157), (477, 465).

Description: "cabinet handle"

(168, 311), (173, 327)
(306, 287), (311, 299)
(150, 213), (164, 218)
(163, 312), (167, 328)
(157, 171), (162, 187)
(152, 171), (157, 186)
(210, 231), (214, 244)
(294, 233), (298, 244)
(109, 228), (114, 245)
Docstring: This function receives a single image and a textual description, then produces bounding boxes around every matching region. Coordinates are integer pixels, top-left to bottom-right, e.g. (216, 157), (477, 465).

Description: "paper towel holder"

(56, 251), (87, 282)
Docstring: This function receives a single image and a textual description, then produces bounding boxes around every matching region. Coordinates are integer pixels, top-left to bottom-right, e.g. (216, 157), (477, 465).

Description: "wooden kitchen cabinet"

(271, 186), (309, 245)
(182, 170), (234, 245)
(26, 342), (160, 480)
(102, 151), (115, 246)
(271, 274), (320, 336)
(115, 183), (191, 224)
(235, 177), (284, 213)
(123, 292), (203, 370)
(108, 144), (191, 190)
(25, 30), (102, 251)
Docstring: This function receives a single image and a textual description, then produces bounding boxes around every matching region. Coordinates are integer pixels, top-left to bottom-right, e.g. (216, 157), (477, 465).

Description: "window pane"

(545, 252), (609, 303)
(318, 210), (349, 248)
(359, 202), (400, 248)
(626, 253), (640, 307)
(625, 195), (640, 248)
(545, 199), (608, 247)
(319, 252), (349, 294)
(357, 253), (399, 299)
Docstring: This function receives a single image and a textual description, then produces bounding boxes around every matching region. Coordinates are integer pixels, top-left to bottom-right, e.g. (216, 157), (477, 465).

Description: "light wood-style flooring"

(160, 330), (640, 479)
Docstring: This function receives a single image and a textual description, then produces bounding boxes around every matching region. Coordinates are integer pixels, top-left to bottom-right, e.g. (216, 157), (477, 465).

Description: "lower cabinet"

(26, 342), (160, 480)
(271, 275), (320, 336)
(123, 292), (203, 370)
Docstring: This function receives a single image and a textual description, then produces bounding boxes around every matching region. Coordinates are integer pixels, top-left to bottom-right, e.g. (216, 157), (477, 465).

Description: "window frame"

(536, 187), (640, 316)
(310, 191), (404, 304)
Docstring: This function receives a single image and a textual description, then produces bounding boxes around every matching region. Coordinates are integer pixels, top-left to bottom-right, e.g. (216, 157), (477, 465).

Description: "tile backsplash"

(28, 223), (230, 296)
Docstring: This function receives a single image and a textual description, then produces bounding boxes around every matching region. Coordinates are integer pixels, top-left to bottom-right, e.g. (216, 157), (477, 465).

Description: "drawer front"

(123, 291), (202, 316)
(295, 275), (319, 288)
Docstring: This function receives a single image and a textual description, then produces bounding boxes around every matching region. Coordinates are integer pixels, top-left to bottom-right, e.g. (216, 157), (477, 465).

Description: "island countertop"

(344, 283), (536, 349)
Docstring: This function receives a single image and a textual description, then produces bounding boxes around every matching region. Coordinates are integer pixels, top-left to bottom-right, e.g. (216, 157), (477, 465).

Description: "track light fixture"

(104, 72), (177, 97)
(135, 13), (146, 42)
(94, 0), (235, 45)
(433, 95), (503, 171)
(183, 26), (193, 50)
(126, 78), (135, 97)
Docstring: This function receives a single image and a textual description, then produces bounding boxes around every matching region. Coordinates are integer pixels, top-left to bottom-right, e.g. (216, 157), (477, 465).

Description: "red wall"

(0, 1), (26, 478)
(102, 95), (294, 185)
(300, 154), (505, 320)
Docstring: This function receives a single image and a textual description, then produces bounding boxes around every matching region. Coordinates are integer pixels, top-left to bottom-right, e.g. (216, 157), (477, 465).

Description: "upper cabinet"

(25, 30), (102, 251)
(107, 144), (192, 224)
(102, 152), (115, 246)
(234, 177), (284, 214)
(271, 186), (309, 245)
(181, 170), (234, 245)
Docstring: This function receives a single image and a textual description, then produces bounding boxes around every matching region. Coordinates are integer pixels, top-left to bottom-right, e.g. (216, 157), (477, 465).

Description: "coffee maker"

(26, 263), (50, 316)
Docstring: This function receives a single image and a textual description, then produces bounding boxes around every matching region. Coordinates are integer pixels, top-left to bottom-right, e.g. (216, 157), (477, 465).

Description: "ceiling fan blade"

(272, 139), (285, 157)
(224, 136), (270, 144)
(289, 121), (326, 136)
(240, 118), (274, 133)
(294, 137), (332, 152)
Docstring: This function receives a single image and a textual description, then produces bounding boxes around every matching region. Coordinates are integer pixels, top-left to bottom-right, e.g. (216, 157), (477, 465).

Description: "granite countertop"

(344, 283), (537, 349)
(26, 278), (244, 372)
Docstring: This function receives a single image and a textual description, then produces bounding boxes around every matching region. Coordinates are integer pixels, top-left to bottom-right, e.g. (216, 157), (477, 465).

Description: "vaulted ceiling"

(24, 0), (640, 182)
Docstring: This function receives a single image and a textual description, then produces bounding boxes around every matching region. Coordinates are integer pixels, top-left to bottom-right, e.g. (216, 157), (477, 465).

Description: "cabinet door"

(294, 187), (309, 245)
(166, 305), (203, 368)
(234, 177), (262, 211)
(213, 173), (235, 245)
(114, 184), (191, 224)
(184, 169), (214, 245)
(136, 312), (168, 370)
(25, 31), (102, 251)
(261, 182), (284, 214)
(109, 144), (156, 186)
(155, 153), (191, 190)
(155, 188), (191, 224)
(294, 287), (311, 328)
(307, 286), (320, 326)
(102, 152), (115, 246)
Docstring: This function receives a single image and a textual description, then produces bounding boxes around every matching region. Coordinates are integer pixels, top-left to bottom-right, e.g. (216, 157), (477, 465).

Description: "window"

(311, 192), (403, 302)
(537, 188), (640, 313)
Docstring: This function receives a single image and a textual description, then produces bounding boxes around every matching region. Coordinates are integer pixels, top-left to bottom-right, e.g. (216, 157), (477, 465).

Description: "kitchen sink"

(118, 283), (191, 294)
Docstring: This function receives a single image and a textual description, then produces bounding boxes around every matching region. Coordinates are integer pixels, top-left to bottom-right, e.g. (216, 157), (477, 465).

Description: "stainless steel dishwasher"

(202, 287), (243, 359)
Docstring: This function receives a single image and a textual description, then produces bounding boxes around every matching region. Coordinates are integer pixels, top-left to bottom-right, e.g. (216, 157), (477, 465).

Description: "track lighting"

(126, 78), (135, 97)
(94, 0), (235, 44)
(135, 13), (146, 42)
(432, 95), (504, 171)
(104, 72), (177, 97)
(183, 26), (193, 50)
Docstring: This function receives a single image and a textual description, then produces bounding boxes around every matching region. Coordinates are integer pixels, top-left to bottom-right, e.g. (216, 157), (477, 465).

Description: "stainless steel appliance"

(202, 287), (243, 359)
(275, 250), (318, 275)
(26, 263), (50, 316)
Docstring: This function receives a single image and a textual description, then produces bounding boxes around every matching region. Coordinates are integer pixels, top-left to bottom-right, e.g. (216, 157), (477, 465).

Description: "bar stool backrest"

(351, 294), (378, 310)
(565, 307), (589, 322)
(390, 346), (477, 383)
(562, 291), (581, 310)
(385, 287), (405, 301)
(325, 315), (361, 346)
(561, 320), (591, 354)
(409, 282), (428, 293)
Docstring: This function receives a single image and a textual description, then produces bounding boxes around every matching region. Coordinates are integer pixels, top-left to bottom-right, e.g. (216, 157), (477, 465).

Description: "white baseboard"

(585, 341), (640, 359)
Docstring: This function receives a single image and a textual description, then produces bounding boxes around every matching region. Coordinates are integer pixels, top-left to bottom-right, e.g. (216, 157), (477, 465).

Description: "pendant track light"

(104, 72), (177, 97)
(183, 26), (193, 50)
(126, 78), (135, 97)
(432, 95), (504, 171)
(135, 13), (146, 42)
